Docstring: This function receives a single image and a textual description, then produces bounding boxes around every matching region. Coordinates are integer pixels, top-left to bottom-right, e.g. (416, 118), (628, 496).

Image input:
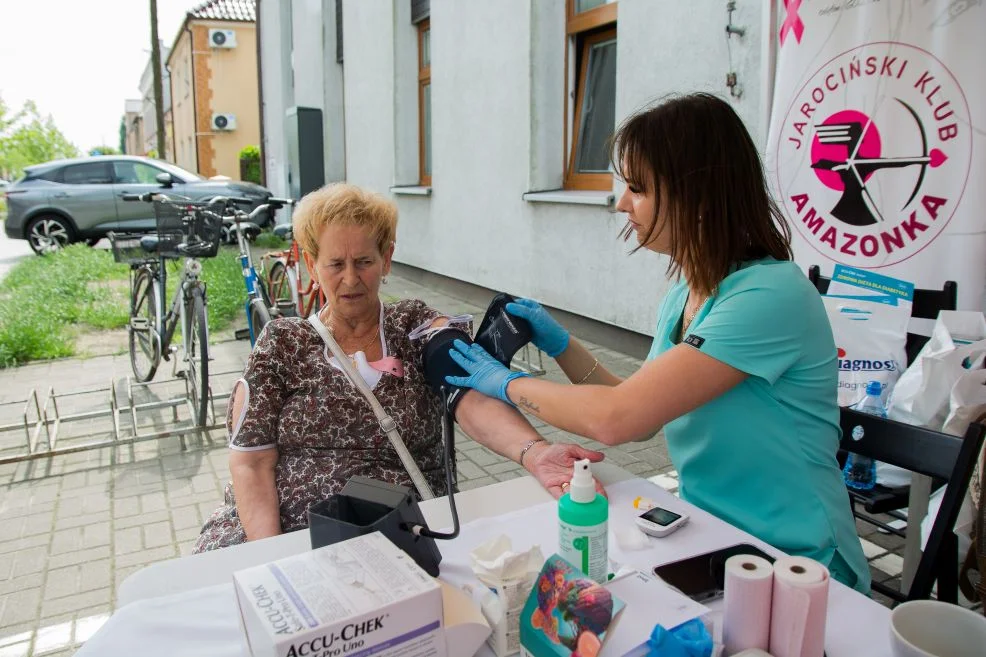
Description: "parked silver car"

(3, 155), (273, 254)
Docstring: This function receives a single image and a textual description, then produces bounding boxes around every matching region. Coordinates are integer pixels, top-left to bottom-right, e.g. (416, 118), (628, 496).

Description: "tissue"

(470, 535), (545, 656)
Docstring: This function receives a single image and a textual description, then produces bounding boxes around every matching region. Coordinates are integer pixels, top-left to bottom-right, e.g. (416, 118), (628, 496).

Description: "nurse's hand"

(505, 298), (570, 357)
(524, 441), (608, 499)
(447, 340), (530, 405)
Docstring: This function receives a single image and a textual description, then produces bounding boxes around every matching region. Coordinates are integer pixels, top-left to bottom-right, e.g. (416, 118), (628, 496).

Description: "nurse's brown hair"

(612, 93), (792, 297)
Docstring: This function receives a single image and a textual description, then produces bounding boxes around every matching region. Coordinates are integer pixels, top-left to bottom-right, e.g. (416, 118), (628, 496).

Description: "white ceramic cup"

(890, 599), (986, 657)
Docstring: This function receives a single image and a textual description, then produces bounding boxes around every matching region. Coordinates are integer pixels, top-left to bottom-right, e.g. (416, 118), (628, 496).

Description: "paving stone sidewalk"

(0, 272), (910, 656)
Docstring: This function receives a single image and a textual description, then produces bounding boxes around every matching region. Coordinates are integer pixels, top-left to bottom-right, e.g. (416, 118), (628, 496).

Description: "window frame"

(60, 161), (114, 186)
(417, 18), (431, 186)
(564, 0), (617, 192)
(113, 160), (167, 185)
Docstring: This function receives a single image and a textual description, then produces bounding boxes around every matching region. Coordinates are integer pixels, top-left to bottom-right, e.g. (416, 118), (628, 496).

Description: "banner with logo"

(766, 0), (985, 310)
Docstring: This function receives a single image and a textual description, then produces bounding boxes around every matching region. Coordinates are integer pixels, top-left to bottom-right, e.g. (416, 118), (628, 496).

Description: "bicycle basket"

(107, 232), (156, 265)
(153, 200), (224, 259)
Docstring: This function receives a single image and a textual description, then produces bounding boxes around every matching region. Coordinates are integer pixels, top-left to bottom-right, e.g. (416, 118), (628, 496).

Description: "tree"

(0, 96), (79, 179)
(150, 0), (167, 160)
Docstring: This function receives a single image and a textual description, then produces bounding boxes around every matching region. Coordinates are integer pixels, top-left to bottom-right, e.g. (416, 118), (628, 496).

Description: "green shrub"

(238, 145), (261, 184)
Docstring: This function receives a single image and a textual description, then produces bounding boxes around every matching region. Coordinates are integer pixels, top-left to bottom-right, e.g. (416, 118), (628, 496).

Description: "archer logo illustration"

(811, 102), (948, 226)
(774, 42), (972, 267)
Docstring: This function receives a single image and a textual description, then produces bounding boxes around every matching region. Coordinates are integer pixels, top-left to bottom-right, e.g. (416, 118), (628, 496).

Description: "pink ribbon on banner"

(779, 0), (804, 45)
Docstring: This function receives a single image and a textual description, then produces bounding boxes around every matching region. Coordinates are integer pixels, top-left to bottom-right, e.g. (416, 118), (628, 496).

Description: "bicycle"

(262, 223), (325, 320)
(221, 196), (294, 345)
(108, 193), (230, 427)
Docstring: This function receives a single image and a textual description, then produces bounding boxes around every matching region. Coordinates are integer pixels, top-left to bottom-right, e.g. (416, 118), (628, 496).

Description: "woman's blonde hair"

(292, 183), (398, 258)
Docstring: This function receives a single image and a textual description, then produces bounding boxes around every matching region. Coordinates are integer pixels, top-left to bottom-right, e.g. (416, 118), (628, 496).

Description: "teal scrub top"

(648, 258), (871, 593)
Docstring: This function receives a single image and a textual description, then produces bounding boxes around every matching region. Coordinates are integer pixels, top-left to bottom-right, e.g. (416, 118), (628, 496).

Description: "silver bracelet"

(519, 438), (547, 467)
(575, 359), (600, 385)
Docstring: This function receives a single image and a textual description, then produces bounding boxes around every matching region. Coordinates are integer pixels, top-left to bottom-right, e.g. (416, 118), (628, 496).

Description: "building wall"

(169, 20), (260, 177)
(259, 0), (294, 197)
(169, 30), (198, 172)
(140, 44), (172, 156)
(262, 0), (771, 334)
(124, 112), (143, 157)
(341, 0), (395, 195)
(191, 24), (217, 177)
(163, 109), (174, 162)
(192, 20), (261, 179)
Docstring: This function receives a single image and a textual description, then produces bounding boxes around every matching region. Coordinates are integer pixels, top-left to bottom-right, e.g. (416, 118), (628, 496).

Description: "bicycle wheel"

(129, 267), (160, 382)
(184, 286), (210, 427)
(248, 297), (272, 346)
(267, 261), (299, 317)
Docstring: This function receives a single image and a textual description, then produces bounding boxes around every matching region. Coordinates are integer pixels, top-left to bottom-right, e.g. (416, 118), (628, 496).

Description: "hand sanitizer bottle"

(558, 459), (608, 583)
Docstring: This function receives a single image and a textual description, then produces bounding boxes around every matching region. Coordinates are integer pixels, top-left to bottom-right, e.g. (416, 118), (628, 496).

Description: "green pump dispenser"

(557, 459), (608, 583)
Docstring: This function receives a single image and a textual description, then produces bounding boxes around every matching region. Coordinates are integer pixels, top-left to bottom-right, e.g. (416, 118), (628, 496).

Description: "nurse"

(446, 93), (870, 593)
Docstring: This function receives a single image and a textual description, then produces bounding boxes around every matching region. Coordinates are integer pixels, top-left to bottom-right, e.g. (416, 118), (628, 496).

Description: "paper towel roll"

(723, 554), (774, 655)
(768, 556), (829, 657)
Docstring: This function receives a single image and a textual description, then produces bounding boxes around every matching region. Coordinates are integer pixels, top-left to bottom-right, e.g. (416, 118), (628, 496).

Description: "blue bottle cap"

(866, 381), (883, 396)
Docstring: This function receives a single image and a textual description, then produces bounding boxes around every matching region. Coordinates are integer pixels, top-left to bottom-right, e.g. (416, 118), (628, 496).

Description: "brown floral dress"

(193, 299), (470, 552)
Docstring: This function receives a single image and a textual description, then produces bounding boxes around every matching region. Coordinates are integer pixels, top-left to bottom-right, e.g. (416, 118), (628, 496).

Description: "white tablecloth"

(80, 477), (892, 657)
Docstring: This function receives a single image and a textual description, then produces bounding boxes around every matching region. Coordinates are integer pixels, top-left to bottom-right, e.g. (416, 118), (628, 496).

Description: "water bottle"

(844, 380), (884, 491)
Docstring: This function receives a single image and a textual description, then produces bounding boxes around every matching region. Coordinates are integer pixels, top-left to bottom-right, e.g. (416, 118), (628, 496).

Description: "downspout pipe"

(256, 0), (267, 187)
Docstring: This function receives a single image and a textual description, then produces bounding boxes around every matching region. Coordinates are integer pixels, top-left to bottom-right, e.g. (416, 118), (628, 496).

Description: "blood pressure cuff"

(474, 293), (534, 366)
(422, 293), (534, 416)
(423, 328), (473, 415)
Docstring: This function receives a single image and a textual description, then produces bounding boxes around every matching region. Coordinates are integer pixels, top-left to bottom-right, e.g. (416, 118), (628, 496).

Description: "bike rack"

(0, 369), (241, 465)
(0, 390), (45, 458)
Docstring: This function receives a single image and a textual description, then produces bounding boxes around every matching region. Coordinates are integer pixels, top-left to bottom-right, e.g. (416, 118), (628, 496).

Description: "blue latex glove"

(505, 298), (570, 357)
(645, 619), (713, 657)
(446, 339), (530, 405)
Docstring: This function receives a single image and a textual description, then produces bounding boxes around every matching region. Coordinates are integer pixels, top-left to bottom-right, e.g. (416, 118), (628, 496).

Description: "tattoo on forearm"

(518, 397), (541, 413)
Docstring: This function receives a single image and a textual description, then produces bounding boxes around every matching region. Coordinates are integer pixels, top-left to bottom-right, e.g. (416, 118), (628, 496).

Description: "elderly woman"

(194, 184), (600, 551)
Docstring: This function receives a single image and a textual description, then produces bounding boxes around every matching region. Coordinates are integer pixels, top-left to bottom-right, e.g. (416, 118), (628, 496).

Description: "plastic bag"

(888, 312), (986, 430)
(823, 296), (909, 408)
(939, 370), (986, 541)
(916, 355), (986, 551)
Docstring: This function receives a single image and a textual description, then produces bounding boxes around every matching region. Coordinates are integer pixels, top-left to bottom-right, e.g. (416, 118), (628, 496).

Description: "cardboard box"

(234, 532), (446, 657)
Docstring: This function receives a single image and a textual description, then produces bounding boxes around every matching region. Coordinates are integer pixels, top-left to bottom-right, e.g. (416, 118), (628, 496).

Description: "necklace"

(322, 304), (381, 365)
(679, 294), (705, 341)
(344, 325), (380, 355)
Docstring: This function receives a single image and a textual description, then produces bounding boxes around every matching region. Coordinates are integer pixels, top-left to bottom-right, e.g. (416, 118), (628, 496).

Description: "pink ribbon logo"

(780, 0), (804, 45)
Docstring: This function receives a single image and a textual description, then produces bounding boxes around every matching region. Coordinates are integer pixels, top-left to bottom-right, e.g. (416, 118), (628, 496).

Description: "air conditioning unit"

(209, 29), (237, 48)
(212, 113), (237, 131)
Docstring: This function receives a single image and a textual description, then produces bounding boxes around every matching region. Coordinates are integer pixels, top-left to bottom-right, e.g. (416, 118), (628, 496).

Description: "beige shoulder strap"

(308, 313), (435, 500)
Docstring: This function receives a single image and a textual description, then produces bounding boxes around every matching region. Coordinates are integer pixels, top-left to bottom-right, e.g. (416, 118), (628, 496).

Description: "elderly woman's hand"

(446, 339), (530, 404)
(524, 441), (607, 499)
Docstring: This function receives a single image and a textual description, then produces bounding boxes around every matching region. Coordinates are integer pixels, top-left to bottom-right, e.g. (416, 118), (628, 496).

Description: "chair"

(808, 265), (957, 364)
(810, 265), (958, 522)
(838, 408), (986, 603)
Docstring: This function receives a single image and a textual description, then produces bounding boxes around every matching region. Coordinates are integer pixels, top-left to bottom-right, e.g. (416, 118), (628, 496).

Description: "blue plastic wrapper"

(644, 618), (713, 657)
